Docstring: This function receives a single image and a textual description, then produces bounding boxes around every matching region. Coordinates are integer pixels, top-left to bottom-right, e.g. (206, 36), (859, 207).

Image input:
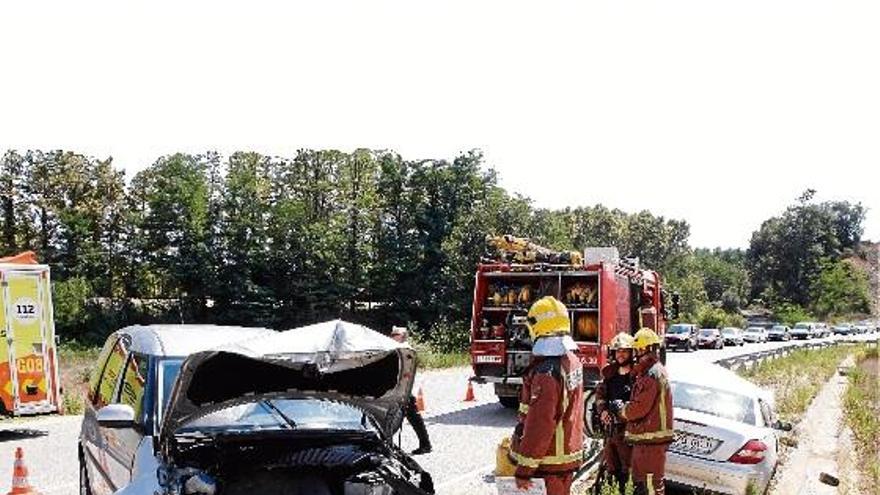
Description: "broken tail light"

(728, 439), (767, 464)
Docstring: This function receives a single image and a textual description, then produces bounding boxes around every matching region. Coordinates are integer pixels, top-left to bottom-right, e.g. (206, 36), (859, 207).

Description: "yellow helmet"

(526, 296), (570, 340)
(633, 328), (661, 350)
(608, 332), (635, 350)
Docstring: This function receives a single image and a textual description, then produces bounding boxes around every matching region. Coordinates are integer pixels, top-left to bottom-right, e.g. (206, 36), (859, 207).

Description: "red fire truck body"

(469, 256), (668, 406)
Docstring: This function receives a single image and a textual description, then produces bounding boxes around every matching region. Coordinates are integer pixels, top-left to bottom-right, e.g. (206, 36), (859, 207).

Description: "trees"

(748, 192), (866, 306)
(810, 260), (871, 319)
(4, 146), (705, 346)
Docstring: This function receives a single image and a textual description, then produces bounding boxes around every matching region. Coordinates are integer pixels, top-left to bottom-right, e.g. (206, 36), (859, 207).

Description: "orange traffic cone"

(415, 387), (426, 412)
(463, 380), (476, 402)
(7, 448), (41, 495)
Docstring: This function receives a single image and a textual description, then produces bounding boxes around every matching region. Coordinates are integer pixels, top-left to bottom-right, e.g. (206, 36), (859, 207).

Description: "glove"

(609, 400), (625, 415)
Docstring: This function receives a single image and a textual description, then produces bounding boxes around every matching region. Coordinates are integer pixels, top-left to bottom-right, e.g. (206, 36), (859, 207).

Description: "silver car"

(666, 360), (790, 495)
(79, 323), (434, 495)
(741, 327), (767, 343)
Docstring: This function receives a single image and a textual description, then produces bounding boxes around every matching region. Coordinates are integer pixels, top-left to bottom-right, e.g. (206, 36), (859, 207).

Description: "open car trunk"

(157, 320), (433, 495)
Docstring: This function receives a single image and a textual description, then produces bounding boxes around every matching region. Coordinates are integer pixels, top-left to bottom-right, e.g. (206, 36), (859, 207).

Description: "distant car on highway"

(853, 324), (870, 335)
(666, 323), (700, 352)
(667, 360), (790, 495)
(767, 325), (791, 342)
(698, 328), (725, 349)
(832, 323), (853, 335)
(814, 322), (831, 338)
(721, 327), (745, 346)
(742, 327), (767, 343)
(791, 321), (817, 340)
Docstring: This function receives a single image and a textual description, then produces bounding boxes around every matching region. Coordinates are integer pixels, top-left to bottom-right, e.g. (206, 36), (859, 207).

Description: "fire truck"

(469, 244), (674, 408)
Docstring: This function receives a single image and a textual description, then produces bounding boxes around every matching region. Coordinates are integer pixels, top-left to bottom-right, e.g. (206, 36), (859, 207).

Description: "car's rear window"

(671, 381), (756, 425)
(668, 325), (691, 334)
(699, 330), (715, 336)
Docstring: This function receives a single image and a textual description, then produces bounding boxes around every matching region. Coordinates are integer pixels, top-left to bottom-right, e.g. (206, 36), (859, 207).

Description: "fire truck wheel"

(498, 396), (520, 409)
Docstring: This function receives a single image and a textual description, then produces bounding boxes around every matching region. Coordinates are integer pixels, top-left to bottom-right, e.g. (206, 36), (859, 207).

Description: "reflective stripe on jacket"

(511, 351), (585, 478)
(620, 353), (674, 445)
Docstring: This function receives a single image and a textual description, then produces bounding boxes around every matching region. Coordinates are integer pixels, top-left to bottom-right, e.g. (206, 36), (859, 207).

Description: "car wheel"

(79, 458), (92, 495)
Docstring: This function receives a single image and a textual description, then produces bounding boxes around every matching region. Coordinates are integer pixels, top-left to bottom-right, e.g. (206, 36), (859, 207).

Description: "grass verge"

(737, 344), (858, 420)
(417, 351), (470, 370)
(58, 342), (100, 415)
(842, 345), (879, 489)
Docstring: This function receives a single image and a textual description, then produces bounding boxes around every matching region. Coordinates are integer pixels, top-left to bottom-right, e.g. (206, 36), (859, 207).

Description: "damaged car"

(79, 322), (435, 495)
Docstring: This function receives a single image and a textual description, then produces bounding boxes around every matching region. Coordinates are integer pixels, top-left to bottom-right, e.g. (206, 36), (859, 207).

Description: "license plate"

(475, 355), (502, 364)
(671, 432), (719, 455)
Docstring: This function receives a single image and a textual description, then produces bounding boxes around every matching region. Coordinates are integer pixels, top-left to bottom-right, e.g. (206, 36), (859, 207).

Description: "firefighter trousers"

(534, 471), (574, 495)
(404, 395), (432, 449)
(630, 443), (667, 495)
(602, 432), (632, 492)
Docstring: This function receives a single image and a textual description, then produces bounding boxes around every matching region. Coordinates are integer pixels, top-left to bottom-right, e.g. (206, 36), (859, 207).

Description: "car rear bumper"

(666, 451), (773, 495)
(666, 339), (691, 349)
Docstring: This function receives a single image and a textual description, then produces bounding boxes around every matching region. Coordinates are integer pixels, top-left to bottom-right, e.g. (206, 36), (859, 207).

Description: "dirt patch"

(861, 356), (878, 375)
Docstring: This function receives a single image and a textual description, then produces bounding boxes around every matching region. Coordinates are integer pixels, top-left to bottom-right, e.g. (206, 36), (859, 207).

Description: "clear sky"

(1, 1), (878, 249)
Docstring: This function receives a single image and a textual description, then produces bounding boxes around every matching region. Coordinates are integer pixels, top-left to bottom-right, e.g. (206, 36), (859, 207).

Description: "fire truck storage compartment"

(473, 270), (602, 378)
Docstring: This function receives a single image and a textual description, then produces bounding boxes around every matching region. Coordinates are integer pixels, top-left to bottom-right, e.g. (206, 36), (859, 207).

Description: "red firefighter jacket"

(511, 351), (585, 478)
(620, 353), (674, 445)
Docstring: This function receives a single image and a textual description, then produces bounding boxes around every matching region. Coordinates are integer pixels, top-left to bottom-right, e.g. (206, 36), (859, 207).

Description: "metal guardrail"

(714, 336), (878, 371)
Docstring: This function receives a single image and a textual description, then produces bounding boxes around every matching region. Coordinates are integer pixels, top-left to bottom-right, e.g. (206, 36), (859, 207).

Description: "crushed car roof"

(159, 320), (417, 449)
(122, 325), (275, 356)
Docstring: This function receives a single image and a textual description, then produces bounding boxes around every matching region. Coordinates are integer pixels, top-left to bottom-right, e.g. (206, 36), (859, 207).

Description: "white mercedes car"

(666, 360), (790, 495)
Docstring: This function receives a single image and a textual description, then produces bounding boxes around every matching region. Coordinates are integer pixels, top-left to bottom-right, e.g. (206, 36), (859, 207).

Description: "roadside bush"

(420, 318), (470, 354)
(772, 302), (814, 327)
(62, 391), (84, 415)
(53, 278), (92, 336)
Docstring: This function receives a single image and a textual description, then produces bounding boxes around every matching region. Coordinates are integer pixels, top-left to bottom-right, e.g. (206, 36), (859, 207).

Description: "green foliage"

(810, 259), (871, 319)
(772, 302), (814, 327)
(748, 190), (866, 307)
(593, 472), (634, 495)
(5, 147), (699, 347)
(53, 277), (93, 334)
(696, 305), (728, 328)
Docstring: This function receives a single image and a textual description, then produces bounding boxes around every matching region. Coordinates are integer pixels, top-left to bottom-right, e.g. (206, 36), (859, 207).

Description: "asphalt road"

(0, 333), (875, 495)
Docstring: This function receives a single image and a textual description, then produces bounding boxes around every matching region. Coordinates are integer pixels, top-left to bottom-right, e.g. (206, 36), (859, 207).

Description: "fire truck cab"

(469, 247), (669, 408)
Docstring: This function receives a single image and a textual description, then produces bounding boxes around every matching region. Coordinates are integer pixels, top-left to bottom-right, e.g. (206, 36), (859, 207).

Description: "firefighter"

(510, 296), (584, 495)
(609, 328), (673, 495)
(390, 326), (433, 455)
(594, 332), (635, 493)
